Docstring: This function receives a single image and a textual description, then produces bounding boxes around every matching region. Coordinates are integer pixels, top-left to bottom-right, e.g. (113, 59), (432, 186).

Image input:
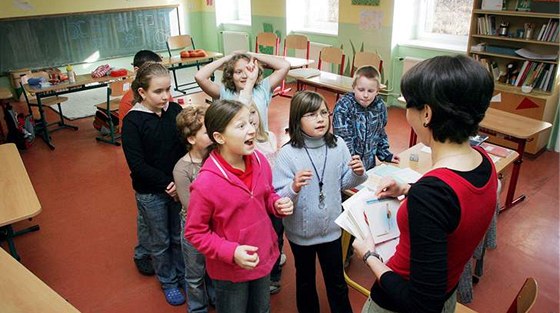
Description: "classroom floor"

(3, 86), (559, 313)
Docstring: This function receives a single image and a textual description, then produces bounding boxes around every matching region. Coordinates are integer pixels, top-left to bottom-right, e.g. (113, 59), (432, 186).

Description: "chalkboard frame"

(0, 5), (180, 74)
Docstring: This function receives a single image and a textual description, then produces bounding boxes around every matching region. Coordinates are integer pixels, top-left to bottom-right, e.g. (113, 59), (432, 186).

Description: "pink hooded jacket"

(185, 150), (281, 282)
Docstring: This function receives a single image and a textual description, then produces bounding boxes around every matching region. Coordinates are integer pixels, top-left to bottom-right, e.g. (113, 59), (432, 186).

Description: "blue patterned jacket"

(333, 92), (393, 170)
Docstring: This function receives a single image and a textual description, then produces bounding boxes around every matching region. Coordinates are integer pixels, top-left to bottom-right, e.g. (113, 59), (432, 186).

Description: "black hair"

(287, 91), (336, 148)
(400, 55), (494, 144)
(133, 50), (162, 68)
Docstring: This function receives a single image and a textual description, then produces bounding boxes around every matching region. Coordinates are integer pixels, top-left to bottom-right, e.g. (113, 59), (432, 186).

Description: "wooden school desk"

(0, 248), (80, 313)
(161, 51), (223, 93)
(23, 71), (133, 150)
(250, 53), (315, 69)
(0, 143), (41, 261)
(288, 70), (386, 97)
(0, 87), (14, 141)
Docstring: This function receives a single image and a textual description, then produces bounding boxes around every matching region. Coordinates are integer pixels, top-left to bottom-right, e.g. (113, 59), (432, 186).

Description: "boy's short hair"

(352, 65), (380, 88)
(133, 50), (162, 68)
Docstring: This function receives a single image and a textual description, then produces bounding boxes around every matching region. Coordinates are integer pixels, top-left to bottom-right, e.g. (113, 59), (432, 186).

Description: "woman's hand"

(348, 155), (365, 176)
(376, 177), (409, 199)
(292, 170), (313, 193)
(352, 228), (376, 261)
(233, 245), (259, 270)
(390, 154), (401, 164)
(274, 197), (293, 215)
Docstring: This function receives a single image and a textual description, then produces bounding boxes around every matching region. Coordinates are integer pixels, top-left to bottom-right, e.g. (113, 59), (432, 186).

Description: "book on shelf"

(481, 0), (503, 10)
(490, 61), (500, 80)
(537, 23), (547, 41)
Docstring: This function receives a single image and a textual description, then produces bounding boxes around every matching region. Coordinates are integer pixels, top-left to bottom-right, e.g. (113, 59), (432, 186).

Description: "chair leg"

(96, 111), (120, 146)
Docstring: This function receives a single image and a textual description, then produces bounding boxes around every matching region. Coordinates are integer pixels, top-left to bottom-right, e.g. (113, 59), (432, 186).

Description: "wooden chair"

(255, 32), (280, 55)
(166, 34), (200, 94)
(19, 72), (76, 137)
(506, 278), (538, 313)
(351, 51), (383, 77)
(318, 46), (345, 75)
(278, 34), (310, 97)
(94, 78), (133, 146)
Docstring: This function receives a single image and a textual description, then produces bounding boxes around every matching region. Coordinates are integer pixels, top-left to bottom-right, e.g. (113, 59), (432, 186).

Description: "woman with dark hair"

(352, 55), (498, 313)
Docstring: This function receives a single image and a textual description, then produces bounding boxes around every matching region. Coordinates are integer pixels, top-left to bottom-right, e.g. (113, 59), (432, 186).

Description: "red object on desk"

(110, 69), (128, 77)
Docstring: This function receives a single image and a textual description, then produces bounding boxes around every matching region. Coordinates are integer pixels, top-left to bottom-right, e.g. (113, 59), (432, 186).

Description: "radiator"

(295, 41), (330, 69)
(402, 56), (423, 75)
(221, 31), (250, 55)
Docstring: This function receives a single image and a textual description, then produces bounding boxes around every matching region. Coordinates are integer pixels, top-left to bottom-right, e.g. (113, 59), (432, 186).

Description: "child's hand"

(234, 245), (259, 270)
(348, 155), (365, 176)
(274, 197), (293, 216)
(391, 154), (401, 164)
(244, 59), (259, 84)
(292, 170), (313, 193)
(165, 182), (177, 198)
(376, 177), (408, 199)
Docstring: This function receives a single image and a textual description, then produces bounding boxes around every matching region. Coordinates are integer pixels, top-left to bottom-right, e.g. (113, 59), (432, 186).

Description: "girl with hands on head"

(273, 91), (367, 313)
(185, 99), (292, 313)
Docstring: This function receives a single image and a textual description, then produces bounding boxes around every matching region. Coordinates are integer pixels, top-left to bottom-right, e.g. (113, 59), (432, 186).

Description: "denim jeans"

(214, 275), (271, 313)
(135, 192), (184, 289)
(133, 212), (151, 260)
(181, 215), (216, 313)
(361, 291), (457, 313)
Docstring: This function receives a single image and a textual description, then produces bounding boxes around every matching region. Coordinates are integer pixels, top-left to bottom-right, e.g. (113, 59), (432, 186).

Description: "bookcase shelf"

(468, 0), (559, 154)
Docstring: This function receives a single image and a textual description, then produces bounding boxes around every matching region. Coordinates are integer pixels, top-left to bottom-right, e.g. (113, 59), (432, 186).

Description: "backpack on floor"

(92, 109), (119, 135)
(3, 104), (34, 150)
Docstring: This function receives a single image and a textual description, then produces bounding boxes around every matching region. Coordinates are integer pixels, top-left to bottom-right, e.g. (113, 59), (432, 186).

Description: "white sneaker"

(279, 253), (287, 266)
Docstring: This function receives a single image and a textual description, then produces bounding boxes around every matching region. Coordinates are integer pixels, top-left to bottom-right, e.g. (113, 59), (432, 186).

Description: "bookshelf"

(467, 0), (559, 154)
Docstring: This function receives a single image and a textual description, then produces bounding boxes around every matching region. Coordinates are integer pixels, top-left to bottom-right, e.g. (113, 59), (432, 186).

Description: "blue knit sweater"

(273, 135), (367, 246)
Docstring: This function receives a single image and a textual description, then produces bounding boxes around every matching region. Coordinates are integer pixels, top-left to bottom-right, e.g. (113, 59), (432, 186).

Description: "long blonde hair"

(249, 102), (269, 143)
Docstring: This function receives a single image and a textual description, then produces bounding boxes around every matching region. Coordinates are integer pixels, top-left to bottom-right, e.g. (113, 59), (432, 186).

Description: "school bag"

(3, 104), (35, 149)
(92, 109), (119, 135)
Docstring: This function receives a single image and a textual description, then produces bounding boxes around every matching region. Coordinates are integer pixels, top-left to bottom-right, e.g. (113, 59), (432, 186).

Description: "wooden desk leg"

(408, 128), (417, 148)
(0, 224), (40, 261)
(500, 138), (527, 213)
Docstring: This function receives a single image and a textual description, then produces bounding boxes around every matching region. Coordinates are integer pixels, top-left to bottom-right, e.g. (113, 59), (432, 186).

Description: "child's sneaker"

(163, 287), (186, 306)
(269, 281), (281, 295)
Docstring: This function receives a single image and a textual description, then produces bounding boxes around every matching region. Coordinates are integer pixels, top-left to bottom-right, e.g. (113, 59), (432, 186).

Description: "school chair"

(278, 34), (310, 97)
(166, 34), (201, 94)
(19, 73), (76, 139)
(94, 77), (133, 146)
(351, 51), (383, 77)
(254, 32), (280, 55)
(341, 229), (371, 297)
(318, 46), (345, 75)
(506, 278), (538, 313)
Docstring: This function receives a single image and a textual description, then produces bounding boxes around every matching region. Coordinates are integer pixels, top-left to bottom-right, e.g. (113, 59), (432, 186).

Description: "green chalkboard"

(0, 6), (178, 74)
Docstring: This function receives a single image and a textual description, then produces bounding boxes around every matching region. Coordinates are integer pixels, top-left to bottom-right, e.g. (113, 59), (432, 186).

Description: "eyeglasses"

(302, 110), (332, 120)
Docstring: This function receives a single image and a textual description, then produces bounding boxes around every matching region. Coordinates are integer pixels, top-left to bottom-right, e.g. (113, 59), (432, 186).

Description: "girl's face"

(300, 101), (330, 138)
(189, 124), (213, 153)
(353, 76), (379, 108)
(248, 106), (260, 130)
(232, 59), (249, 91)
(138, 75), (171, 113)
(216, 106), (256, 158)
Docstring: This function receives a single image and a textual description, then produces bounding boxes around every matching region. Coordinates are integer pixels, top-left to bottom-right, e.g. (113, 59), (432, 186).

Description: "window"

(416, 0), (473, 45)
(215, 0), (251, 26)
(286, 0), (339, 36)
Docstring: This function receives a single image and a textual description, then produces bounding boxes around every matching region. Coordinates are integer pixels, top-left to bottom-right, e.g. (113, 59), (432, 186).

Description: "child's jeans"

(135, 192), (184, 289)
(180, 215), (216, 313)
(214, 275), (271, 313)
(133, 212), (151, 260)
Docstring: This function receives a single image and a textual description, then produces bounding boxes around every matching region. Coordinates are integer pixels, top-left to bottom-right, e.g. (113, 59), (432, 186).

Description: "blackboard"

(0, 6), (178, 74)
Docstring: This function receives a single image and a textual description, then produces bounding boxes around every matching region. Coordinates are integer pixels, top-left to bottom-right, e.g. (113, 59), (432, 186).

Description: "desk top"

(0, 248), (80, 313)
(0, 87), (13, 100)
(289, 70), (386, 93)
(249, 53), (315, 69)
(398, 143), (519, 175)
(23, 71), (134, 95)
(480, 107), (552, 140)
(0, 144), (41, 227)
(162, 51), (223, 67)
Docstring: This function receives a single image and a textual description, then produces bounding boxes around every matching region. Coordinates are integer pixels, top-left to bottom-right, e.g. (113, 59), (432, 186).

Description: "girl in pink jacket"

(185, 99), (293, 313)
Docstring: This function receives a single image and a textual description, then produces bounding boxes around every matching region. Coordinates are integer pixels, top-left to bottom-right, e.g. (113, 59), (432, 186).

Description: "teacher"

(353, 55), (498, 313)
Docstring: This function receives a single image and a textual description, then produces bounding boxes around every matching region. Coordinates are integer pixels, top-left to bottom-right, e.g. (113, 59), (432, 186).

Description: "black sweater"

(121, 102), (185, 194)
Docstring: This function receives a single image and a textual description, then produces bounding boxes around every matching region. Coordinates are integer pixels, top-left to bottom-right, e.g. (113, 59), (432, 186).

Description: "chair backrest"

(108, 77), (134, 98)
(318, 46), (345, 75)
(166, 35), (195, 57)
(352, 51), (383, 77)
(283, 34), (310, 60)
(506, 278), (538, 313)
(255, 32), (279, 55)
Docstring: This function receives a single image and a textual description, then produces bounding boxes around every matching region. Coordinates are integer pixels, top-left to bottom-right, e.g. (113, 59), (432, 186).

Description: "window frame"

(414, 0), (472, 48)
(215, 0), (252, 26)
(286, 0), (339, 36)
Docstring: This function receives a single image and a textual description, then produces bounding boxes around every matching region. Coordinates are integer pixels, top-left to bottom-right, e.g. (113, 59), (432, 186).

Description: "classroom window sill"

(399, 39), (467, 54)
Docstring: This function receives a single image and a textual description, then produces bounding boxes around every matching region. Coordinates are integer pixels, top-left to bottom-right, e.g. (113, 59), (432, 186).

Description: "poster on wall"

(359, 10), (383, 30)
(352, 0), (380, 5)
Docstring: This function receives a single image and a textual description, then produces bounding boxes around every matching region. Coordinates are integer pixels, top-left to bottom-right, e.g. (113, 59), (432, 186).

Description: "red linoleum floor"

(2, 87), (559, 313)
